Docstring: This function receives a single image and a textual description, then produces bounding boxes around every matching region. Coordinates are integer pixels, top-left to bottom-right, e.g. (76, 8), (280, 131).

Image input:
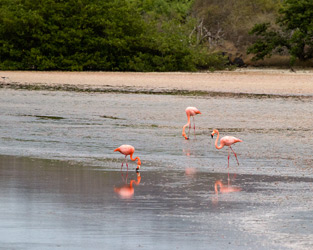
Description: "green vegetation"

(247, 0), (313, 65)
(0, 0), (227, 71)
(191, 0), (281, 48)
(0, 0), (312, 71)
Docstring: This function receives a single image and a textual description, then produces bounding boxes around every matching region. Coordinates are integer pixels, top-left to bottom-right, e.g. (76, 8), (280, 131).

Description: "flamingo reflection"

(185, 167), (197, 176)
(114, 172), (141, 199)
(212, 172), (241, 204)
(183, 146), (197, 177)
(214, 180), (241, 194)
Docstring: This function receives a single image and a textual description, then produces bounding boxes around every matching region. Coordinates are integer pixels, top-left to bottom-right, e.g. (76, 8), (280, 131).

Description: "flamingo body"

(114, 144), (135, 155)
(114, 144), (141, 171)
(182, 107), (201, 140)
(186, 107), (200, 116)
(220, 136), (242, 147)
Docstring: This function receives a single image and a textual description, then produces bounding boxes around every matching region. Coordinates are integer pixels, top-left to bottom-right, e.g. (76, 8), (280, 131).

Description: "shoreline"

(1, 69), (313, 96)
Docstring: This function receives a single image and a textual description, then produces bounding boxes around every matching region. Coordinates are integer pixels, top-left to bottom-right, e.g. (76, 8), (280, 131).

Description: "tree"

(247, 0), (313, 64)
(0, 0), (228, 71)
(0, 0), (149, 70)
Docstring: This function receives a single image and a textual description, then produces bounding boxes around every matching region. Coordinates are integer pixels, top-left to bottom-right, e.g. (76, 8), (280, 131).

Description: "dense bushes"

(247, 0), (313, 65)
(0, 0), (227, 71)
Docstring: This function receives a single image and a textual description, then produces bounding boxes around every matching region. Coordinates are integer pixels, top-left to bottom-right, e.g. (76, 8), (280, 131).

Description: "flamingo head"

(114, 147), (121, 152)
(211, 129), (218, 138)
(136, 158), (141, 172)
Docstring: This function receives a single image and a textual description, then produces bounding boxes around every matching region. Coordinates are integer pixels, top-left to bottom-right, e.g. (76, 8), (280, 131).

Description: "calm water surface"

(0, 89), (312, 249)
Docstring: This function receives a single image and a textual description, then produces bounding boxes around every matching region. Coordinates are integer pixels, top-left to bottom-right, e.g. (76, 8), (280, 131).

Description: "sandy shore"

(1, 69), (313, 96)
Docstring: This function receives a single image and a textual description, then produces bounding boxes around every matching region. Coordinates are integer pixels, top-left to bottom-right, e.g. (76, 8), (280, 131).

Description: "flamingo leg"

(227, 147), (230, 168)
(230, 146), (239, 166)
(193, 117), (196, 138)
(121, 156), (125, 171)
(125, 155), (129, 172)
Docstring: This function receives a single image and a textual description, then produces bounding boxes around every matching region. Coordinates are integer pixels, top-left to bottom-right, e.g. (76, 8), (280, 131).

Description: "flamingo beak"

(211, 134), (214, 138)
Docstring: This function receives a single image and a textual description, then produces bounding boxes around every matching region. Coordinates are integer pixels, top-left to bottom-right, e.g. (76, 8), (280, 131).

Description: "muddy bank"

(1, 70), (313, 96)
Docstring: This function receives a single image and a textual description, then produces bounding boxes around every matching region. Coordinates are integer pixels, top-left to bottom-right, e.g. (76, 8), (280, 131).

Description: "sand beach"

(1, 69), (313, 96)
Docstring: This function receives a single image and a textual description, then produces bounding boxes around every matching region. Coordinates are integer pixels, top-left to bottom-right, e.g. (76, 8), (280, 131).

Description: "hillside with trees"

(0, 0), (312, 71)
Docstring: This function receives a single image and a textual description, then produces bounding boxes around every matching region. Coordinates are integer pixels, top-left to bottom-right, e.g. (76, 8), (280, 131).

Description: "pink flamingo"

(182, 107), (201, 140)
(114, 145), (141, 171)
(211, 129), (242, 167)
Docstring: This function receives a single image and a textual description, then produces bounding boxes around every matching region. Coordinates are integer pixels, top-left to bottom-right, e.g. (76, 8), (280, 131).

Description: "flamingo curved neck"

(182, 114), (191, 139)
(130, 153), (141, 166)
(214, 131), (224, 149)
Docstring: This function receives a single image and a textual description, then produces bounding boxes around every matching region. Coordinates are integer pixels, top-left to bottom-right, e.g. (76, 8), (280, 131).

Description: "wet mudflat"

(0, 89), (312, 249)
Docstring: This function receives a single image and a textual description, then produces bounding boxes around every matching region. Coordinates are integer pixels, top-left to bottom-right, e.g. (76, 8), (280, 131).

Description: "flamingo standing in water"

(182, 107), (201, 140)
(114, 145), (141, 172)
(211, 129), (242, 167)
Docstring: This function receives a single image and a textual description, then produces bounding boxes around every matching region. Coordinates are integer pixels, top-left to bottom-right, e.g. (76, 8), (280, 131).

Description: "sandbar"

(1, 69), (313, 96)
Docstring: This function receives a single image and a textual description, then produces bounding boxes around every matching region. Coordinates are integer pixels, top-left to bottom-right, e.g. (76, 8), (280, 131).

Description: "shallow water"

(0, 89), (313, 249)
(0, 89), (312, 176)
(0, 156), (312, 250)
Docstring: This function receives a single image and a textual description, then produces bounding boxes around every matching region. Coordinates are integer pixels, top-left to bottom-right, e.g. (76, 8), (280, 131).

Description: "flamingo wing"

(220, 136), (242, 146)
(186, 107), (201, 116)
(115, 145), (135, 155)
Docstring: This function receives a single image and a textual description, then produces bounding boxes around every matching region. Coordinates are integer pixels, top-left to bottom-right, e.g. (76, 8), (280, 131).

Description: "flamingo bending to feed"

(211, 129), (242, 167)
(114, 145), (141, 171)
(182, 107), (201, 140)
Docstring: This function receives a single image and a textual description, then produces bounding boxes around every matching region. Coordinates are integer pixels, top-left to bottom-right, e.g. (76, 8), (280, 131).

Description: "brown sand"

(1, 69), (313, 96)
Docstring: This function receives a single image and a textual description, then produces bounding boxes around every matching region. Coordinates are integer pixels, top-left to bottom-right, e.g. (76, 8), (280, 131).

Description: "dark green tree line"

(0, 0), (227, 71)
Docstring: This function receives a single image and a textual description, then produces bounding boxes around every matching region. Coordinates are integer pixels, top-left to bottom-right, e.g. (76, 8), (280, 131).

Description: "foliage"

(247, 0), (313, 64)
(191, 0), (281, 47)
(135, 0), (194, 21)
(0, 0), (146, 70)
(0, 0), (227, 71)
